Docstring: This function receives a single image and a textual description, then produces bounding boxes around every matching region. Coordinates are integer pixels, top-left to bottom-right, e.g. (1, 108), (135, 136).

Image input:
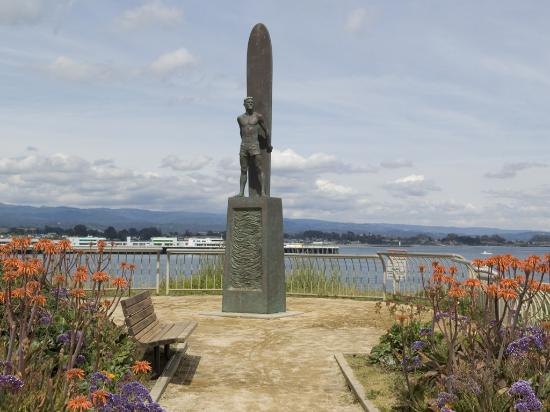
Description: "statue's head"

(243, 97), (254, 110)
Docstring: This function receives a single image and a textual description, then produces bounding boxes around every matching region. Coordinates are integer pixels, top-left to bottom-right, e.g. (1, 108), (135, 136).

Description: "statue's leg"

(253, 155), (265, 196)
(239, 153), (248, 197)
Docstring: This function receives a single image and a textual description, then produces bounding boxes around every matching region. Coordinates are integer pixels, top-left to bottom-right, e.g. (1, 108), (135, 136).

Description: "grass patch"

(344, 354), (399, 412)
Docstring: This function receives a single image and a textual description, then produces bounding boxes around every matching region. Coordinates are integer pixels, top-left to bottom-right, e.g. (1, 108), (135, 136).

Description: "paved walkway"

(118, 296), (386, 412)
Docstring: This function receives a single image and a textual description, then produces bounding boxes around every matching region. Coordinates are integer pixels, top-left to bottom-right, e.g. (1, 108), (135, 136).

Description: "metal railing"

(68, 247), (549, 318)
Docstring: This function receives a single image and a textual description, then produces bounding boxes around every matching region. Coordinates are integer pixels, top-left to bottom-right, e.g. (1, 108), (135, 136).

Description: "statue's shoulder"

(237, 113), (247, 123)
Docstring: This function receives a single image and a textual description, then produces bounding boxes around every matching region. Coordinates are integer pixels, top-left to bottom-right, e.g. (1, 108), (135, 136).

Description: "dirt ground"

(115, 296), (389, 412)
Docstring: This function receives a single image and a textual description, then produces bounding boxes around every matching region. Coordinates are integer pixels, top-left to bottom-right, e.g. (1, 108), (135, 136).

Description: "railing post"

(155, 251), (160, 295)
(378, 253), (387, 301)
(165, 251), (170, 295)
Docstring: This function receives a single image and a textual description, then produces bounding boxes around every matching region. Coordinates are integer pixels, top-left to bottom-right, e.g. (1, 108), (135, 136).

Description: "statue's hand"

(267, 144), (273, 153)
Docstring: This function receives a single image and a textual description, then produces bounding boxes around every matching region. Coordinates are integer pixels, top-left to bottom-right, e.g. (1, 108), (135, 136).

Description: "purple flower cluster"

(419, 327), (432, 337)
(506, 328), (546, 357)
(0, 374), (24, 392)
(508, 380), (542, 411)
(54, 287), (69, 299)
(96, 382), (165, 412)
(411, 340), (427, 351)
(435, 311), (450, 321)
(39, 312), (52, 326)
(89, 371), (111, 393)
(436, 392), (458, 409)
(56, 332), (70, 345)
(401, 355), (421, 371)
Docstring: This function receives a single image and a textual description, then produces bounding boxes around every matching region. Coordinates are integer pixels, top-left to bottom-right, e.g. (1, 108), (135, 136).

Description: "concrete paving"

(116, 296), (387, 412)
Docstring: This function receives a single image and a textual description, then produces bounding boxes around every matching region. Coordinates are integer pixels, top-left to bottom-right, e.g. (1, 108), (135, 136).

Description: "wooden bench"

(121, 291), (197, 375)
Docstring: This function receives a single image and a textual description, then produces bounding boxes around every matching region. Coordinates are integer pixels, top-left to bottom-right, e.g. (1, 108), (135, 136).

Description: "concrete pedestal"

(222, 196), (286, 314)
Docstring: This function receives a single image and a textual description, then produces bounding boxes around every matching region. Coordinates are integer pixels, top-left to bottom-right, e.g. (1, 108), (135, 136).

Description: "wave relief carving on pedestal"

(230, 208), (262, 289)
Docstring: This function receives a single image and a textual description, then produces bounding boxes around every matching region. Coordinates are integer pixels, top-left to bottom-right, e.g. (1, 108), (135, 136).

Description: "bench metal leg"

(153, 346), (161, 376)
(164, 344), (170, 360)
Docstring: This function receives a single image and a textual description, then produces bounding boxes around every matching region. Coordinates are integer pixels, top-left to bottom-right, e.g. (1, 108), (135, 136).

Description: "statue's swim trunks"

(240, 142), (261, 157)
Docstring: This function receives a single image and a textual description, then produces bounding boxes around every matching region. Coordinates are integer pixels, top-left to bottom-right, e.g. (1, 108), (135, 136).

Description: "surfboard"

(247, 23), (272, 196)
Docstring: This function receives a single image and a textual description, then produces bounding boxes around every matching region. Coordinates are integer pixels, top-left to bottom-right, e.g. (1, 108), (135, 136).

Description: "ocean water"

(339, 245), (550, 262)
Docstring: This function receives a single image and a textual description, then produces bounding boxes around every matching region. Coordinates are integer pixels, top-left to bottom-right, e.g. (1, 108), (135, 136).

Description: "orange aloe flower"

(515, 275), (526, 284)
(67, 395), (92, 411)
(499, 278), (519, 289)
(0, 292), (5, 303)
(432, 273), (444, 283)
(3, 270), (19, 282)
(57, 239), (73, 252)
(442, 275), (456, 284)
(485, 284), (498, 296)
(540, 283), (550, 293)
(448, 286), (466, 299)
(448, 266), (458, 275)
(92, 271), (109, 283)
(17, 260), (40, 277)
(472, 259), (485, 269)
(498, 288), (518, 301)
(26, 280), (40, 292)
(12, 237), (32, 251)
(33, 239), (55, 253)
(112, 277), (128, 288)
(54, 274), (66, 284)
(131, 360), (152, 374)
(66, 368), (85, 381)
(70, 288), (86, 299)
(31, 295), (47, 306)
(74, 267), (88, 283)
(11, 287), (31, 299)
(92, 389), (109, 406)
(2, 257), (22, 271)
(463, 278), (481, 288)
(102, 299), (112, 308)
(418, 265), (425, 273)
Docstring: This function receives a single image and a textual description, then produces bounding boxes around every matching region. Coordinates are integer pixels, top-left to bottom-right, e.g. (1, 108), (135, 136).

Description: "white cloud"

(384, 174), (441, 197)
(485, 162), (547, 179)
(0, 152), (231, 211)
(47, 56), (111, 81)
(395, 174), (425, 184)
(150, 48), (197, 77)
(0, 0), (45, 25)
(160, 154), (211, 171)
(118, 1), (182, 30)
(272, 148), (377, 174)
(315, 179), (354, 196)
(345, 8), (368, 33)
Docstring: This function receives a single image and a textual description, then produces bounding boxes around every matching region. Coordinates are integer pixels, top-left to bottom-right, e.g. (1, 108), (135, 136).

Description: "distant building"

(150, 237), (179, 247)
(67, 236), (107, 247)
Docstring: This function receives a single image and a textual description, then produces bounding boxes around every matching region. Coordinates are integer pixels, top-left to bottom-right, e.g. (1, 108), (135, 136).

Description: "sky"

(1, 0), (550, 230)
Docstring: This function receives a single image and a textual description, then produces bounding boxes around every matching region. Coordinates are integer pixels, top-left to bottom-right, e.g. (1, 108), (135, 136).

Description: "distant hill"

(0, 203), (547, 241)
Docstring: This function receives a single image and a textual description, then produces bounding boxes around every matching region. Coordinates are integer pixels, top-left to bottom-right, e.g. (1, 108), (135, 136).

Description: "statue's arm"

(258, 114), (273, 152)
(237, 116), (243, 137)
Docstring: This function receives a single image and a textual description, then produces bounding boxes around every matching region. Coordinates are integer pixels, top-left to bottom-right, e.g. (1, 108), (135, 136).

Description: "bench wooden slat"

(126, 305), (155, 328)
(141, 323), (174, 346)
(129, 312), (157, 336)
(123, 298), (153, 317)
(146, 321), (197, 346)
(135, 319), (160, 341)
(121, 291), (150, 309)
